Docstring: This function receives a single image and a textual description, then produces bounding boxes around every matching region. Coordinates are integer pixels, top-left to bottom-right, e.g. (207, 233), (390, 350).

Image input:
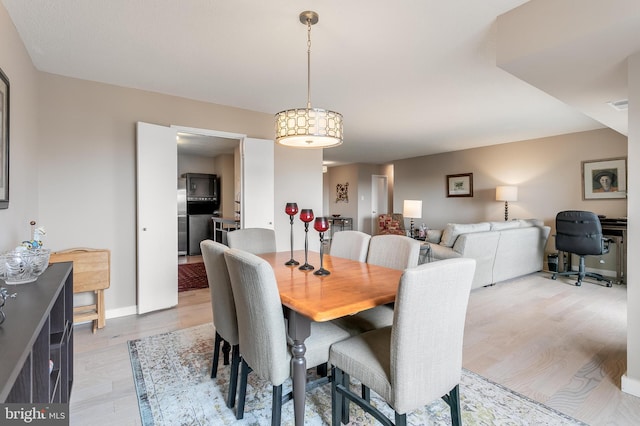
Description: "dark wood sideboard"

(0, 262), (74, 403)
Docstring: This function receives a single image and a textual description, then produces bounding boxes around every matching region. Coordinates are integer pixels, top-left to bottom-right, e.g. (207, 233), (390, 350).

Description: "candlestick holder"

(313, 217), (330, 276)
(299, 209), (315, 271)
(284, 202), (300, 265)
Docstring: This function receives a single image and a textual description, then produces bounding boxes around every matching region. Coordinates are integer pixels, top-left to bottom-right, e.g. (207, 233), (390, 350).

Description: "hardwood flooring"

(69, 272), (640, 425)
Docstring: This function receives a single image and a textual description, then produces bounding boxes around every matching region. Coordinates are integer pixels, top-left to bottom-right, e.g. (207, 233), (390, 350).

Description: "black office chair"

(551, 210), (612, 287)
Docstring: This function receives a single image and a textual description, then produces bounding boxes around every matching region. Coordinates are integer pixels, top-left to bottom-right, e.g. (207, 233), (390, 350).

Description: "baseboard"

(106, 305), (138, 319)
(621, 373), (640, 397)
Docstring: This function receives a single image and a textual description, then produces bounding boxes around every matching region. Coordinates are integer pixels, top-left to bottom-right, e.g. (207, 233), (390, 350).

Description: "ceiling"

(3, 0), (635, 164)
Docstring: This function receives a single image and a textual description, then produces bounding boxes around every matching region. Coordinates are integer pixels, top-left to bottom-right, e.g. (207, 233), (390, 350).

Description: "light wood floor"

(69, 273), (640, 425)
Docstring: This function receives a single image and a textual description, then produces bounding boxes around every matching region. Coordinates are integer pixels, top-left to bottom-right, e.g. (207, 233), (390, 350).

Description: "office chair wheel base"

(606, 282), (613, 288)
(575, 281), (582, 287)
(551, 274), (557, 280)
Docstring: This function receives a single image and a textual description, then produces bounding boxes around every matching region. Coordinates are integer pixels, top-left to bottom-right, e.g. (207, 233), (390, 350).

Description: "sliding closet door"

(241, 138), (274, 229)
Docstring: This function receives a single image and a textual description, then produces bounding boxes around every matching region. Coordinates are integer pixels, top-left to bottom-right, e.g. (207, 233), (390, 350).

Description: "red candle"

(314, 217), (329, 232)
(285, 202), (298, 216)
(299, 209), (314, 223)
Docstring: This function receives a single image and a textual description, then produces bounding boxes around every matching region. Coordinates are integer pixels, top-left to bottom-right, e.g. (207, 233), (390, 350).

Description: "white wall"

(623, 52), (640, 396)
(273, 146), (323, 253)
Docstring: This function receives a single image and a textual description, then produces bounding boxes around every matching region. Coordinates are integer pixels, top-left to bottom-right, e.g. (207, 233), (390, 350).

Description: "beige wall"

(34, 73), (321, 315)
(393, 128), (627, 233)
(0, 5), (41, 248)
(214, 154), (235, 218)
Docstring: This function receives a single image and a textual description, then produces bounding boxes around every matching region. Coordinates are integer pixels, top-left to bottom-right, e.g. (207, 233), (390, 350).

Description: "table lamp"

(403, 200), (423, 238)
(496, 186), (518, 221)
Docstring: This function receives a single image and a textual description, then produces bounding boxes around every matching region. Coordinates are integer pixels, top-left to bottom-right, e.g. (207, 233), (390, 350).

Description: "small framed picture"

(446, 173), (473, 198)
(582, 158), (627, 200)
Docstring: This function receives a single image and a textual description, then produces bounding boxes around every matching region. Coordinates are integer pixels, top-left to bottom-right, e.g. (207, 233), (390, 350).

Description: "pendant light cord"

(306, 17), (312, 109)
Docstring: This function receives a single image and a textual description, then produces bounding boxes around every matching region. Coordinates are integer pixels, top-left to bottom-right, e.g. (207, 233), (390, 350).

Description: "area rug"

(128, 323), (587, 426)
(178, 262), (208, 292)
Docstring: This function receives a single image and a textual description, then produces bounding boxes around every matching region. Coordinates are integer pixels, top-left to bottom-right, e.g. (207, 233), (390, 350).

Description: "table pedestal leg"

(286, 310), (311, 426)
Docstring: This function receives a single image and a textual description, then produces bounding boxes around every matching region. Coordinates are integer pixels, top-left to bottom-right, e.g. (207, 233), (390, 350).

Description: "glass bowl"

(0, 248), (51, 285)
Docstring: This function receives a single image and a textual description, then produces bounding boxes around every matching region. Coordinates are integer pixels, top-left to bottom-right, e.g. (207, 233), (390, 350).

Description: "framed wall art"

(582, 157), (627, 200)
(446, 173), (473, 198)
(0, 67), (9, 209)
(336, 182), (349, 203)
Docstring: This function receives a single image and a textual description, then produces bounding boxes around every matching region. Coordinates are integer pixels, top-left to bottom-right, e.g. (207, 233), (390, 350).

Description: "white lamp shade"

(403, 200), (422, 218)
(496, 186), (518, 202)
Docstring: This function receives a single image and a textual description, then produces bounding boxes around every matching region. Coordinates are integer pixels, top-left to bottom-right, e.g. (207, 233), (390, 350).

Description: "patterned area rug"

(128, 323), (587, 426)
(178, 262), (208, 292)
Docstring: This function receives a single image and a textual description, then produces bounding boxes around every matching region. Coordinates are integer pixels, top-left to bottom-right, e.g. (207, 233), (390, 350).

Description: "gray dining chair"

(223, 248), (351, 425)
(367, 234), (420, 270)
(335, 235), (421, 335)
(200, 240), (240, 408)
(330, 230), (371, 262)
(226, 227), (277, 254)
(330, 258), (476, 426)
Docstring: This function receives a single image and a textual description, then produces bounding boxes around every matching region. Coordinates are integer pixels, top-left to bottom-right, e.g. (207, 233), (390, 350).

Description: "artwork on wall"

(336, 182), (349, 203)
(0, 67), (9, 209)
(446, 173), (473, 198)
(582, 157), (627, 200)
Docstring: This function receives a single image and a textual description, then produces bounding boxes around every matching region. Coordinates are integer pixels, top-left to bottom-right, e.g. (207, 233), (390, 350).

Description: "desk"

(600, 218), (627, 284)
(329, 217), (353, 240)
(258, 250), (403, 426)
(212, 217), (240, 245)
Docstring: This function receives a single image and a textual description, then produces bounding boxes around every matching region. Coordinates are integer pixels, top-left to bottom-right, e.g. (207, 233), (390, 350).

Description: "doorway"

(371, 175), (388, 235)
(136, 122), (274, 314)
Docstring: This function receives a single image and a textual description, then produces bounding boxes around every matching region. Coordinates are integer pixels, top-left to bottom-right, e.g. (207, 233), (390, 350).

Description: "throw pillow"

(439, 222), (490, 247)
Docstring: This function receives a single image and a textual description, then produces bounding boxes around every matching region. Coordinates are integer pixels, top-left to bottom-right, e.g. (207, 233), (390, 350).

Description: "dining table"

(257, 249), (403, 426)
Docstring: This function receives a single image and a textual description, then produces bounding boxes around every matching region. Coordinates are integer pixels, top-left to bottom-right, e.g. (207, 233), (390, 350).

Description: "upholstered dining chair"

(223, 248), (351, 425)
(330, 230), (372, 262)
(335, 234), (422, 335)
(551, 210), (612, 287)
(367, 234), (421, 270)
(226, 227), (276, 254)
(330, 258), (476, 426)
(199, 239), (240, 409)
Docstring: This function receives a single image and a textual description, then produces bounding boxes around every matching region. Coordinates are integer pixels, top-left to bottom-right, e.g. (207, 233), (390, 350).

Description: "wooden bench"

(49, 248), (110, 333)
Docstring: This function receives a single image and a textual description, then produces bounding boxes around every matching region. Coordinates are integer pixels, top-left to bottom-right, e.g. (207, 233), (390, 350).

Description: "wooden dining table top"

(257, 250), (403, 322)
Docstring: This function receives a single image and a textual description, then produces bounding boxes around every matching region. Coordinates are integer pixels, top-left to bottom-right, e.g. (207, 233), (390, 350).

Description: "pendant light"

(275, 11), (343, 148)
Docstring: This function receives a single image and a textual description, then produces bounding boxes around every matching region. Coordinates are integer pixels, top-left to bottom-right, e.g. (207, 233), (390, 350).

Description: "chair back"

(555, 210), (605, 256)
(226, 228), (276, 254)
(200, 240), (238, 346)
(390, 258), (476, 413)
(367, 234), (420, 270)
(330, 231), (371, 262)
(223, 248), (292, 386)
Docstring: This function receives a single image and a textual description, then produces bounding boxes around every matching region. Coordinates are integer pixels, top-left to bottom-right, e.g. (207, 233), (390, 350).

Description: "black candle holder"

(299, 209), (315, 271)
(285, 202), (299, 266)
(313, 231), (330, 276)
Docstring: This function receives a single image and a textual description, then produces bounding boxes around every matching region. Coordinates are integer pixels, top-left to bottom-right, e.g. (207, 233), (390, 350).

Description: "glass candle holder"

(313, 217), (330, 276)
(299, 209), (314, 271)
(285, 202), (299, 266)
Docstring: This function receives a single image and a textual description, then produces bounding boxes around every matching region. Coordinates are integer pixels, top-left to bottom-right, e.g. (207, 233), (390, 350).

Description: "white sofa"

(425, 219), (550, 289)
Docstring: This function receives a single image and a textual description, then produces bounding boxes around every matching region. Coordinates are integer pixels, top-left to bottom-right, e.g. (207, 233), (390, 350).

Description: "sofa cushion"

(426, 229), (443, 243)
(489, 221), (521, 231)
(439, 222), (490, 247)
